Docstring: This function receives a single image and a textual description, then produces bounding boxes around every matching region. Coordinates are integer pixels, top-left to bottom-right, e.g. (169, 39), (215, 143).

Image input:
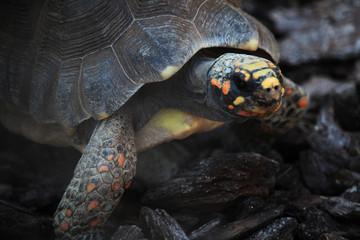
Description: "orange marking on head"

(267, 62), (276, 68)
(240, 70), (250, 81)
(99, 165), (109, 172)
(298, 98), (308, 108)
(107, 154), (114, 161)
(112, 182), (121, 191)
(238, 110), (254, 117)
(90, 218), (103, 227)
(234, 68), (240, 73)
(228, 105), (234, 110)
(118, 155), (124, 167)
(286, 89), (292, 95)
(88, 200), (99, 210)
(124, 180), (132, 189)
(66, 209), (72, 217)
(87, 183), (96, 193)
(222, 81), (231, 95)
(61, 222), (69, 232)
(211, 78), (221, 89)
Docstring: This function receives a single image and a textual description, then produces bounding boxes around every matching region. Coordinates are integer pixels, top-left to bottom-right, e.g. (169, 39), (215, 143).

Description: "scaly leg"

(53, 110), (136, 240)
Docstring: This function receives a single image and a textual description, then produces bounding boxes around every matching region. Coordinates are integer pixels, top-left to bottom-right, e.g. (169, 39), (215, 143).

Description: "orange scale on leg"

(118, 155), (124, 167)
(66, 209), (72, 217)
(112, 182), (121, 191)
(298, 98), (308, 108)
(99, 165), (109, 172)
(88, 200), (99, 210)
(124, 180), (132, 189)
(90, 218), (103, 227)
(87, 183), (96, 193)
(61, 221), (69, 232)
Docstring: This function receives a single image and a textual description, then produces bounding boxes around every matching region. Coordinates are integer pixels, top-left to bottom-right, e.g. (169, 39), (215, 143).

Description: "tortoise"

(0, 0), (308, 239)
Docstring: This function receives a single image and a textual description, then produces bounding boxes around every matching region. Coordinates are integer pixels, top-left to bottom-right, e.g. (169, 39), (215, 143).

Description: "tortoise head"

(207, 53), (284, 118)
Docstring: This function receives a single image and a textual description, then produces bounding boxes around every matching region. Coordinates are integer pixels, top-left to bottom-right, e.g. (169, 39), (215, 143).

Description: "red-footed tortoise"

(0, 0), (308, 239)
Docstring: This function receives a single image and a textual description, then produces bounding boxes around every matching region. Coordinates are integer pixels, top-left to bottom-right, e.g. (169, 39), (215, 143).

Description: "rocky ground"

(1, 0), (360, 239)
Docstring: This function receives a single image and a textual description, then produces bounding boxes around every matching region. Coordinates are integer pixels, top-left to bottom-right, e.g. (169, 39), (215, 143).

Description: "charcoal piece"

(139, 207), (189, 240)
(188, 216), (225, 240)
(301, 100), (360, 195)
(333, 81), (360, 132)
(341, 185), (360, 202)
(172, 212), (200, 233)
(307, 102), (356, 169)
(276, 164), (305, 192)
(142, 153), (279, 209)
(299, 150), (338, 195)
(110, 225), (146, 240)
(236, 197), (266, 220)
(320, 197), (360, 220)
(0, 201), (53, 240)
(294, 207), (339, 240)
(319, 233), (349, 240)
(246, 217), (298, 240)
(331, 169), (360, 190)
(199, 205), (285, 240)
(269, 0), (360, 64)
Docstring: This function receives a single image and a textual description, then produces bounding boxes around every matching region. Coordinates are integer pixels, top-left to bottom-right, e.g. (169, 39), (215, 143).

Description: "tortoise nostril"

(274, 85), (279, 91)
(266, 88), (271, 92)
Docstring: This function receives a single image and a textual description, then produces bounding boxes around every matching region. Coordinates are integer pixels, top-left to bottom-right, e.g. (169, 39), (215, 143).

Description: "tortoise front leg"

(53, 110), (136, 240)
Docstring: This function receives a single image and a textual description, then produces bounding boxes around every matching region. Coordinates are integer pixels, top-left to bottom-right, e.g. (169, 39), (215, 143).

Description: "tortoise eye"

(232, 72), (253, 93)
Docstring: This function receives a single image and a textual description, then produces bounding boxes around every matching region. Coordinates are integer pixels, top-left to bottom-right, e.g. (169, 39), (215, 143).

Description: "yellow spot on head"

(281, 87), (285, 96)
(243, 61), (269, 72)
(253, 69), (275, 80)
(241, 38), (259, 51)
(161, 65), (180, 80)
(261, 77), (280, 90)
(233, 96), (245, 105)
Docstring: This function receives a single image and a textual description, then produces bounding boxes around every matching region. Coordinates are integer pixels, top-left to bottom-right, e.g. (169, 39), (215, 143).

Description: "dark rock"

(142, 153), (279, 209)
(139, 207), (189, 240)
(110, 225), (146, 240)
(246, 217), (298, 240)
(320, 196), (360, 220)
(197, 205), (285, 240)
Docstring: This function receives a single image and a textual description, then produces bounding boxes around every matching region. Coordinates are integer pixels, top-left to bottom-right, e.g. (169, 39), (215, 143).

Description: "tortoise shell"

(0, 0), (279, 129)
